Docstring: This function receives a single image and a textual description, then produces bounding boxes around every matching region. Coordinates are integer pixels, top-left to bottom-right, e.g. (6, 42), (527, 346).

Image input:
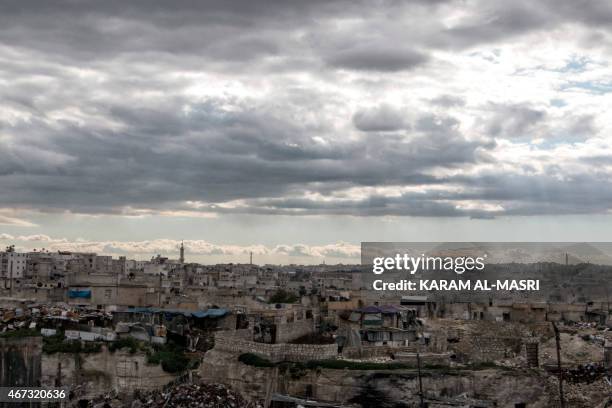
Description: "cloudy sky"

(1, 0), (612, 263)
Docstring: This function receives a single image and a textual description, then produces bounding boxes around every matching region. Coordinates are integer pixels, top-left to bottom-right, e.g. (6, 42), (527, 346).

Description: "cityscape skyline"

(1, 3), (610, 407)
(2, 1), (612, 262)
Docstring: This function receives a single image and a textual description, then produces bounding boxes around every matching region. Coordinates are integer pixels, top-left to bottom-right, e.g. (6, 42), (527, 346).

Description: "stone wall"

(214, 331), (338, 363)
(475, 336), (522, 360)
(200, 351), (557, 407)
(432, 320), (550, 363)
(199, 349), (272, 402)
(41, 347), (177, 399)
(342, 345), (416, 359)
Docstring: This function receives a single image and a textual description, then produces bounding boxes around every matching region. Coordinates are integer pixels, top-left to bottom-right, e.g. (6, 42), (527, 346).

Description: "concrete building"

(0, 246), (28, 280)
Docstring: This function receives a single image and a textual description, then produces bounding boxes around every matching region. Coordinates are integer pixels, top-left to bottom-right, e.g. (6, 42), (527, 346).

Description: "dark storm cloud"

(216, 172), (612, 218)
(224, 193), (492, 218)
(325, 47), (429, 72)
(0, 0), (437, 69)
(1, 0), (611, 65)
(0, 0), (611, 219)
(0, 96), (489, 212)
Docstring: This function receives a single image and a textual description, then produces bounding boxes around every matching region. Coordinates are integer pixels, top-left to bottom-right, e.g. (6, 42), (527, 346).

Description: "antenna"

(179, 241), (185, 264)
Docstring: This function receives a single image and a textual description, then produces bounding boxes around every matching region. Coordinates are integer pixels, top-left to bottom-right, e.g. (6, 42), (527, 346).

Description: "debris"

(564, 363), (609, 384)
(138, 382), (263, 408)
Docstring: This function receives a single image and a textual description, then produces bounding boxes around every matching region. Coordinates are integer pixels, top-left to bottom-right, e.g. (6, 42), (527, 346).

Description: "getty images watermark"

(362, 243), (541, 292)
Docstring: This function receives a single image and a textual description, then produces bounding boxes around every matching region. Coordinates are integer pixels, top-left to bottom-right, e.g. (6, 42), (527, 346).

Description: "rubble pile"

(540, 332), (604, 364)
(0, 302), (113, 334)
(138, 383), (262, 408)
(563, 363), (609, 384)
(545, 372), (612, 408)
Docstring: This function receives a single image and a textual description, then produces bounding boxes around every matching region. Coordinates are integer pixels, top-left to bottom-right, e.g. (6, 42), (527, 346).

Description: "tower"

(179, 241), (185, 264)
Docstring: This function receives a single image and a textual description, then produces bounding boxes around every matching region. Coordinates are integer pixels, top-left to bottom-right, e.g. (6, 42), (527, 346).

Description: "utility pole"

(606, 285), (610, 316)
(552, 322), (565, 408)
(416, 350), (425, 407)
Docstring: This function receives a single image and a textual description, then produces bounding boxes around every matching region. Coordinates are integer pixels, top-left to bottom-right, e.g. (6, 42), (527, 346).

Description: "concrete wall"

(68, 285), (149, 307)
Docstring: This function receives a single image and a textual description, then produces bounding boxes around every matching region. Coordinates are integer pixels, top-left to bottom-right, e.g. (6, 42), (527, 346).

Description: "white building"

(0, 247), (28, 279)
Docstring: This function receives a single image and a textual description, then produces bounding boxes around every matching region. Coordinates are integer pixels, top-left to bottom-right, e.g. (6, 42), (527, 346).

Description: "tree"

(269, 289), (298, 304)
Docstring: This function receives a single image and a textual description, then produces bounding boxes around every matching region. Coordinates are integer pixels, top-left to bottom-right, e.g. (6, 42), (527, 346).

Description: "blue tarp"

(68, 289), (92, 298)
(192, 309), (229, 318)
(123, 307), (229, 319)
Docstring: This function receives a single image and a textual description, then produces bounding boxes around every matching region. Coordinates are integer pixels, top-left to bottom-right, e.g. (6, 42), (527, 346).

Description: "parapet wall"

(214, 331), (338, 363)
(341, 345), (419, 359)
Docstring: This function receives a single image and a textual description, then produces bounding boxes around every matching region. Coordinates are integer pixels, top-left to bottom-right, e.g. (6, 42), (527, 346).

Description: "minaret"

(179, 241), (185, 264)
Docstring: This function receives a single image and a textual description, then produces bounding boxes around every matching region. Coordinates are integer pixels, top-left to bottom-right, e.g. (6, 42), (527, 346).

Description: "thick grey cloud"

(0, 96), (487, 212)
(353, 105), (409, 132)
(325, 47), (428, 72)
(484, 103), (547, 139)
(208, 171), (612, 219)
(0, 0), (611, 221)
(2, 1), (611, 68)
